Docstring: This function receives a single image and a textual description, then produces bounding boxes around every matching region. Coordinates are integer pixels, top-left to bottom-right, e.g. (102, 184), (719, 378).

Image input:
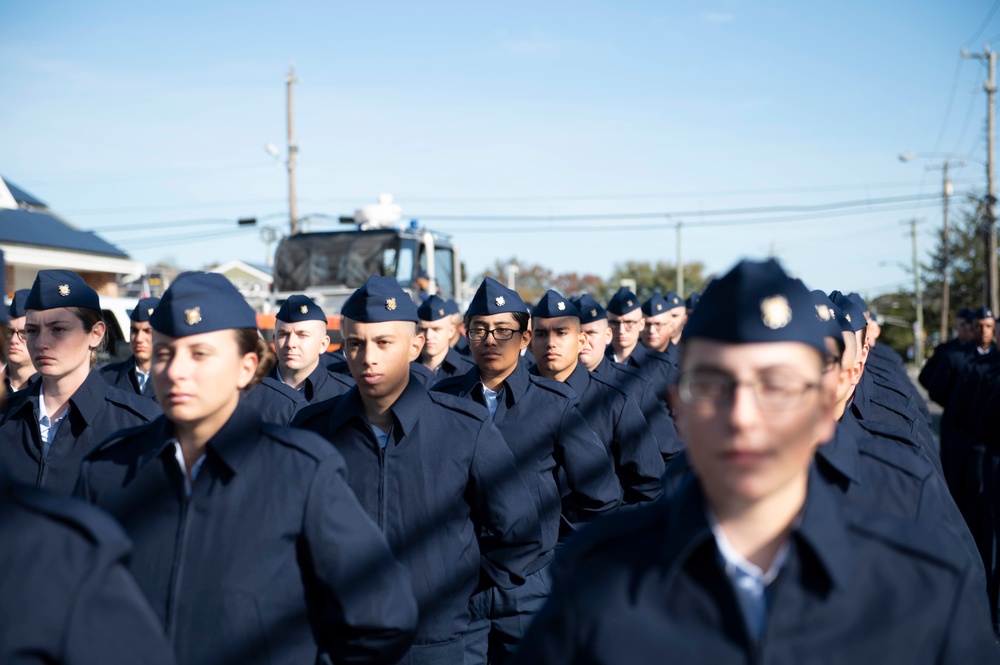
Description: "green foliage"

(602, 260), (707, 302)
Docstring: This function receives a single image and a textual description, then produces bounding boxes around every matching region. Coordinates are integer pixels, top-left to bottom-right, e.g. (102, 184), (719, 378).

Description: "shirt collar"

(152, 399), (261, 477)
(325, 375), (431, 441)
(562, 361), (590, 396)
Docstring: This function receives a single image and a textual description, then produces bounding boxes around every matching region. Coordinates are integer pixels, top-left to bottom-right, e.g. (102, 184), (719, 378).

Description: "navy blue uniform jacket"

(605, 342), (678, 413)
(0, 479), (176, 665)
(516, 470), (998, 664)
(539, 362), (663, 504)
(410, 348), (476, 387)
(98, 356), (157, 399)
(432, 362), (621, 554)
(76, 402), (418, 665)
(0, 370), (160, 495)
(293, 377), (543, 646)
(241, 363), (354, 425)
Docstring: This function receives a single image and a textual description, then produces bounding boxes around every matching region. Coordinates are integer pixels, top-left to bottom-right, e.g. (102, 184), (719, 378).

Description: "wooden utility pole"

(286, 63), (299, 236)
(911, 218), (925, 366)
(675, 220), (684, 298)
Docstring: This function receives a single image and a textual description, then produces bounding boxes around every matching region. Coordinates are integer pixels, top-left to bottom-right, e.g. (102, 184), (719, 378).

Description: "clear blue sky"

(2, 0), (998, 300)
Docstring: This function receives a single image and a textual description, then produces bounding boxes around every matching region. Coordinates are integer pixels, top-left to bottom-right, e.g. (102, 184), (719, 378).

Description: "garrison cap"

(685, 258), (826, 355)
(418, 295), (458, 322)
(809, 290), (845, 339)
(685, 291), (701, 311)
(970, 305), (994, 321)
(0, 253), (6, 324)
(958, 307), (973, 322)
(606, 287), (641, 316)
(129, 297), (161, 323)
(276, 295), (326, 324)
(466, 277), (525, 318)
(571, 294), (607, 324)
(812, 290), (853, 334)
(828, 291), (866, 333)
(342, 275), (419, 323)
(25, 270), (100, 312)
(533, 290), (581, 319)
(847, 292), (870, 316)
(149, 272), (257, 337)
(642, 292), (683, 317)
(7, 289), (30, 319)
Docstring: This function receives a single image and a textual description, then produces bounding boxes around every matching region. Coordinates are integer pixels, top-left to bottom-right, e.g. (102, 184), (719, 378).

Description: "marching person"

(414, 295), (474, 385)
(4, 289), (37, 394)
(0, 270), (160, 495)
(516, 259), (997, 663)
(99, 296), (159, 399)
(605, 286), (677, 413)
(294, 275), (542, 664)
(76, 271), (418, 665)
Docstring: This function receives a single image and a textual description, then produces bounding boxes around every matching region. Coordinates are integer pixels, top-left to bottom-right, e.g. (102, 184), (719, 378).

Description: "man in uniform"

(920, 307), (973, 390)
(515, 259), (996, 663)
(4, 289), (36, 394)
(99, 297), (159, 399)
(530, 289), (663, 504)
(640, 291), (684, 368)
(432, 277), (620, 665)
(294, 276), (542, 665)
(414, 295), (474, 385)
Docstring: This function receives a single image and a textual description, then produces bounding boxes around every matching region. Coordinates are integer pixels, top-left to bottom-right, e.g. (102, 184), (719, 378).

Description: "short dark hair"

(233, 328), (275, 389)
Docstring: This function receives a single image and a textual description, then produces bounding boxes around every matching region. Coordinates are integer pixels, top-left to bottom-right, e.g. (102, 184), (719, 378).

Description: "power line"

(934, 57), (967, 152)
(965, 0), (1000, 46)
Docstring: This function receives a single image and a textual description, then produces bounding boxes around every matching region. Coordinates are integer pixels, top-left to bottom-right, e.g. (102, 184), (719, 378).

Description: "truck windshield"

(273, 230), (400, 291)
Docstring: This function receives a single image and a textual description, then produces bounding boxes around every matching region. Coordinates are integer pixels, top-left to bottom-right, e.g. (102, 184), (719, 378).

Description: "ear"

(519, 329), (532, 351)
(236, 351), (259, 390)
(321, 334), (331, 351)
(409, 331), (424, 361)
(89, 320), (107, 350)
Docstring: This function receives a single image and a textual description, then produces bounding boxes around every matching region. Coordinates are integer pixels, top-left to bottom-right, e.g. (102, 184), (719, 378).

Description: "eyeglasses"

(677, 370), (820, 412)
(822, 354), (840, 373)
(645, 322), (672, 331)
(6, 328), (25, 342)
(609, 319), (642, 331)
(467, 327), (520, 342)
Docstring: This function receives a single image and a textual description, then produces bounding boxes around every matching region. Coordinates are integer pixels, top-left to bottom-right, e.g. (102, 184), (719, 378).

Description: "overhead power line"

(965, 0), (1000, 46)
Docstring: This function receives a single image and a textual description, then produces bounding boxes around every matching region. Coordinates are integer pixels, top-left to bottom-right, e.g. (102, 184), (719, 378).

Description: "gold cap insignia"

(626, 299), (633, 307)
(557, 301), (566, 311)
(438, 308), (445, 316)
(58, 284), (70, 297)
(590, 309), (598, 317)
(386, 298), (397, 311)
(760, 296), (792, 330)
(656, 304), (663, 311)
(495, 296), (506, 307)
(147, 307), (155, 316)
(815, 304), (832, 321)
(300, 305), (309, 314)
(185, 307), (202, 325)
(673, 297), (680, 304)
(845, 313), (852, 323)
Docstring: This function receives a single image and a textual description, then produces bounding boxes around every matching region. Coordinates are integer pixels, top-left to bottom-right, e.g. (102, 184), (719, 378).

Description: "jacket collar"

(816, 415), (863, 485)
(150, 398), (261, 476)
(325, 373), (432, 441)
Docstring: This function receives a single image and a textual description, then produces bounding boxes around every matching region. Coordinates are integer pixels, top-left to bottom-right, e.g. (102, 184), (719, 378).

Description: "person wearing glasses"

(515, 258), (997, 664)
(0, 270), (160, 496)
(433, 276), (620, 665)
(295, 275), (542, 665)
(4, 289), (37, 394)
(640, 292), (686, 371)
(99, 297), (159, 400)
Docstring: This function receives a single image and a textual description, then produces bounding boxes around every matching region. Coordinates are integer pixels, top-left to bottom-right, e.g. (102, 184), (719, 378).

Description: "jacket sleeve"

(611, 393), (665, 504)
(303, 453), (418, 664)
(556, 401), (622, 524)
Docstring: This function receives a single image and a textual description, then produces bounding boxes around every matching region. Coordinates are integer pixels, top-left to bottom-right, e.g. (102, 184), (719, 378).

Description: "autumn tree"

(603, 260), (708, 302)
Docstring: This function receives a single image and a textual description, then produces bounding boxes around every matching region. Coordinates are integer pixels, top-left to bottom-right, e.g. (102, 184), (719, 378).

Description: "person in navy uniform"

(293, 275), (542, 665)
(572, 293), (683, 465)
(529, 289), (663, 505)
(99, 296), (159, 399)
(919, 306), (973, 390)
(4, 289), (37, 394)
(432, 277), (620, 665)
(639, 291), (684, 369)
(414, 295), (474, 385)
(0, 270), (160, 495)
(516, 259), (997, 664)
(76, 271), (417, 665)
(449, 299), (472, 356)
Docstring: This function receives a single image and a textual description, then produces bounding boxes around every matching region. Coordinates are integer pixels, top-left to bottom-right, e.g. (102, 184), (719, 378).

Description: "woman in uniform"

(0, 270), (160, 494)
(76, 271), (417, 665)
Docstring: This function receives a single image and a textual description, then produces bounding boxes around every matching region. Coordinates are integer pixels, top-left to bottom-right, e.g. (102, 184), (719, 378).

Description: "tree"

(603, 260), (708, 302)
(476, 258), (554, 305)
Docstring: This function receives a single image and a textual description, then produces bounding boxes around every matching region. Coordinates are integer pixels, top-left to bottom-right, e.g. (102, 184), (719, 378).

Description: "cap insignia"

(845, 313), (852, 323)
(673, 297), (680, 304)
(147, 307), (155, 316)
(495, 296), (506, 307)
(300, 305), (309, 314)
(815, 304), (831, 321)
(760, 296), (792, 330)
(386, 298), (397, 311)
(590, 309), (598, 317)
(557, 301), (566, 311)
(58, 284), (70, 297)
(185, 307), (202, 326)
(656, 304), (663, 311)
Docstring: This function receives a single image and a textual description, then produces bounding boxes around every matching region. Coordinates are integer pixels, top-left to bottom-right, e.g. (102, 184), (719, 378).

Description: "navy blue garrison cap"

(276, 294), (326, 324)
(642, 292), (683, 317)
(970, 305), (995, 321)
(129, 297), (160, 322)
(809, 290), (845, 340)
(342, 275), (419, 323)
(811, 290), (853, 335)
(828, 291), (866, 333)
(847, 292), (870, 316)
(149, 272), (257, 337)
(685, 259), (827, 355)
(606, 287), (641, 316)
(571, 294), (607, 324)
(25, 270), (100, 312)
(958, 307), (973, 322)
(7, 289), (30, 320)
(418, 295), (459, 322)
(685, 292), (701, 311)
(466, 277), (525, 318)
(533, 290), (581, 319)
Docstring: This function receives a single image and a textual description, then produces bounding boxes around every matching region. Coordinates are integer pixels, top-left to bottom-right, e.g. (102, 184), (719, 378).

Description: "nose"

(727, 382), (762, 430)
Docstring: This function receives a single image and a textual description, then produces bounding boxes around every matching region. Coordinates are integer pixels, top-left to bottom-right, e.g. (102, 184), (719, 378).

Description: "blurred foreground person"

(4, 289), (37, 394)
(77, 272), (417, 665)
(99, 297), (159, 399)
(516, 259), (997, 664)
(0, 271), (159, 494)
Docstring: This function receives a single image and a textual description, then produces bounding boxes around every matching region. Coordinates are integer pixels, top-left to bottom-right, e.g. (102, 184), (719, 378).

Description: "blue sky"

(2, 0), (998, 300)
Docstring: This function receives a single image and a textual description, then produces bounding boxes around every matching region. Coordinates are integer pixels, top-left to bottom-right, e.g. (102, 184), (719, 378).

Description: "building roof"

(0, 176), (130, 258)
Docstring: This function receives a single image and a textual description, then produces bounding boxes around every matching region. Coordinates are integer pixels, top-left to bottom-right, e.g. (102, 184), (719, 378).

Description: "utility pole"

(911, 218), (925, 366)
(925, 160), (959, 341)
(675, 220), (684, 298)
(286, 63), (299, 236)
(963, 47), (998, 311)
